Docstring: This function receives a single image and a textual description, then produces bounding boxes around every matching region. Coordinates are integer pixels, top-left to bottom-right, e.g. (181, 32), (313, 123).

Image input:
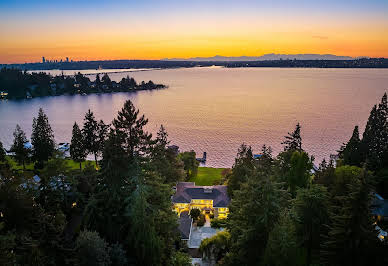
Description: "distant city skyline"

(1, 0), (388, 63)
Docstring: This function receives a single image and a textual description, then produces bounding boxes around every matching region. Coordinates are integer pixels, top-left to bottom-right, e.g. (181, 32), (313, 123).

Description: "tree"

(313, 158), (336, 190)
(292, 185), (330, 265)
(109, 243), (128, 266)
(200, 231), (231, 265)
(11, 124), (30, 170)
(96, 120), (109, 160)
(0, 141), (6, 162)
(76, 230), (111, 266)
(111, 100), (152, 162)
(82, 110), (99, 166)
(70, 122), (86, 170)
(178, 151), (199, 180)
(95, 74), (101, 88)
(361, 93), (388, 171)
(339, 125), (362, 166)
(282, 123), (303, 151)
(227, 144), (254, 197)
(189, 208), (201, 221)
(322, 169), (385, 266)
(127, 183), (162, 265)
(101, 73), (111, 87)
(225, 172), (289, 265)
(170, 252), (192, 266)
(151, 125), (185, 184)
(263, 211), (301, 266)
(286, 151), (313, 195)
(31, 108), (55, 165)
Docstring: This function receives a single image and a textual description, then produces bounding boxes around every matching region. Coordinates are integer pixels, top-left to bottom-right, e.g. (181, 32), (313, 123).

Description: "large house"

(172, 182), (230, 219)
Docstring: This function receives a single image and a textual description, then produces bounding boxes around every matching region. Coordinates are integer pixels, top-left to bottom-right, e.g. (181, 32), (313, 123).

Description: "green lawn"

(5, 156), (96, 171)
(189, 167), (228, 186)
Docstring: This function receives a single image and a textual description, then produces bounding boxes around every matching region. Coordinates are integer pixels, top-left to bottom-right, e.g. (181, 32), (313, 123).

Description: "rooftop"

(172, 182), (230, 207)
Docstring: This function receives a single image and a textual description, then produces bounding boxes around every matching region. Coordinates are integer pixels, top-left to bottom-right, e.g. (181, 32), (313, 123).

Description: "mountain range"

(162, 53), (355, 61)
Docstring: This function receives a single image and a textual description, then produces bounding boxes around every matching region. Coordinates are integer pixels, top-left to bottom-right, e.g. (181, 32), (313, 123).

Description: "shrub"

(170, 251), (192, 266)
(211, 218), (227, 229)
(197, 214), (206, 227)
(190, 208), (201, 221)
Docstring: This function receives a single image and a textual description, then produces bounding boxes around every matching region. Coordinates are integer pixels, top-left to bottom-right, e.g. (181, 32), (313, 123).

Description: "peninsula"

(0, 68), (166, 100)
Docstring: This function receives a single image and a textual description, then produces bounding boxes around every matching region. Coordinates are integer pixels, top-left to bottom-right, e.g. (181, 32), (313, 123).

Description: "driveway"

(189, 222), (224, 248)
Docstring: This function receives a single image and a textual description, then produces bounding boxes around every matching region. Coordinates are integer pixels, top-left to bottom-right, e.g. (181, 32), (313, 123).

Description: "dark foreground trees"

(0, 99), (188, 265)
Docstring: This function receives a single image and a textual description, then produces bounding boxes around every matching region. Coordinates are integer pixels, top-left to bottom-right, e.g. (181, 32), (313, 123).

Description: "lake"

(1, 67), (388, 168)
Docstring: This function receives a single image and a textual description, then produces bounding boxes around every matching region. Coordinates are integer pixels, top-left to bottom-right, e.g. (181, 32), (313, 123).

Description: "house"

(0, 91), (8, 99)
(172, 182), (230, 219)
(372, 193), (388, 221)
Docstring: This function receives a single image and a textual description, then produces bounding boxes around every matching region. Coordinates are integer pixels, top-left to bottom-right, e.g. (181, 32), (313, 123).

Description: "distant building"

(66, 57), (69, 62)
(42, 56), (45, 63)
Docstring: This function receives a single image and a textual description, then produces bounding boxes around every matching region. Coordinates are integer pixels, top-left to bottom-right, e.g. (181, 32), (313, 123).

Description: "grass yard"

(5, 156), (96, 171)
(189, 167), (228, 186)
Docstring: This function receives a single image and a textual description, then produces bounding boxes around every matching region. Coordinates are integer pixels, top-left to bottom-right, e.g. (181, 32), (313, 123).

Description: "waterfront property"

(172, 182), (230, 219)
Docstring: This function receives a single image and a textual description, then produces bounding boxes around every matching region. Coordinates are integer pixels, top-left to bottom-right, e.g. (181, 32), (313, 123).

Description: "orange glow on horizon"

(1, 12), (387, 63)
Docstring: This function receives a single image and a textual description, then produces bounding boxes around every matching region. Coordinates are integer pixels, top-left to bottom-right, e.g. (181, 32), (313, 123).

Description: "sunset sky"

(1, 0), (388, 63)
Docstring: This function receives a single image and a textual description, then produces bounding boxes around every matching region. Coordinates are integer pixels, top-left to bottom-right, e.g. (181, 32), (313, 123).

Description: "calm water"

(1, 67), (388, 167)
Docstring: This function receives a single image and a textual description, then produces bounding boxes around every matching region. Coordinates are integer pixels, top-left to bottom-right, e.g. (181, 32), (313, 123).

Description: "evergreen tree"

(96, 120), (110, 162)
(225, 172), (289, 265)
(313, 158), (336, 190)
(102, 73), (111, 87)
(70, 122), (86, 170)
(151, 125), (185, 184)
(112, 99), (152, 162)
(11, 124), (29, 170)
(292, 184), (330, 265)
(362, 93), (388, 171)
(263, 211), (300, 266)
(127, 183), (162, 266)
(95, 74), (101, 88)
(178, 151), (199, 181)
(282, 123), (303, 151)
(227, 144), (254, 197)
(286, 151), (313, 195)
(339, 125), (362, 166)
(31, 108), (55, 164)
(0, 140), (6, 162)
(322, 169), (385, 266)
(82, 110), (99, 166)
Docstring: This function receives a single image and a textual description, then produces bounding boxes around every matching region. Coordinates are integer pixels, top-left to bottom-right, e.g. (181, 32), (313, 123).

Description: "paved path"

(189, 224), (224, 248)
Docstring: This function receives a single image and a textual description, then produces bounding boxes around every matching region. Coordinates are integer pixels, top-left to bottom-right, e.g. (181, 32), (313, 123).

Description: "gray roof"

(372, 193), (388, 217)
(172, 182), (230, 208)
(178, 211), (192, 240)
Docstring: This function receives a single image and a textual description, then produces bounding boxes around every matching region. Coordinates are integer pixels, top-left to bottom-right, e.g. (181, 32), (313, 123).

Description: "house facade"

(172, 182), (230, 219)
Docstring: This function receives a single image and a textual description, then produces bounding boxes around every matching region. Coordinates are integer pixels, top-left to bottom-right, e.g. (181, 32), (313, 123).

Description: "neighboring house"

(172, 182), (230, 219)
(0, 91), (8, 99)
(372, 193), (388, 221)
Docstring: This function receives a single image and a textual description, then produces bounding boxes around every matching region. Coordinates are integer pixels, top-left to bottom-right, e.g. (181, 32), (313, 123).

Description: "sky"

(1, 0), (388, 63)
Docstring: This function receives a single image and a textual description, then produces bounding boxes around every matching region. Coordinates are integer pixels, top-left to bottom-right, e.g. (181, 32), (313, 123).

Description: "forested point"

(0, 93), (387, 265)
(0, 68), (166, 99)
